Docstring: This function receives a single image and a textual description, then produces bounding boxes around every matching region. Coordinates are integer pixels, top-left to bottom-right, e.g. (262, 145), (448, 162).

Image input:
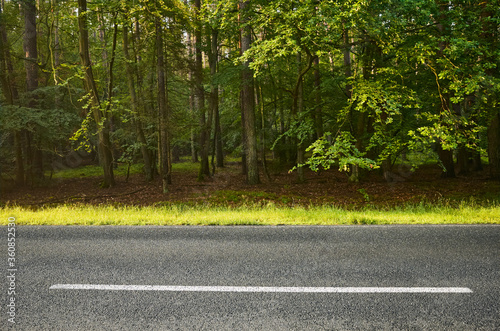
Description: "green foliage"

(358, 188), (370, 202)
(305, 132), (378, 173)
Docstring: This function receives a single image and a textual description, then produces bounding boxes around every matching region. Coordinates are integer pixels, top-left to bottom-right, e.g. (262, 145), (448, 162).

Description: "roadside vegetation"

(1, 159), (499, 226)
(1, 200), (499, 226)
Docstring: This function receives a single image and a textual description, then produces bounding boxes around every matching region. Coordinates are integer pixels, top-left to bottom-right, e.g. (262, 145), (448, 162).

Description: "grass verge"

(1, 202), (499, 226)
(49, 161), (199, 179)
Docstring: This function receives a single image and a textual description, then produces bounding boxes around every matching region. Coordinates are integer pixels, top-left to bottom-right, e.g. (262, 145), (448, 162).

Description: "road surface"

(3, 225), (499, 330)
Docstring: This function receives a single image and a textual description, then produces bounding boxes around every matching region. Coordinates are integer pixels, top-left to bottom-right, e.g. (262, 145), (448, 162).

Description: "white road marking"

(49, 284), (473, 293)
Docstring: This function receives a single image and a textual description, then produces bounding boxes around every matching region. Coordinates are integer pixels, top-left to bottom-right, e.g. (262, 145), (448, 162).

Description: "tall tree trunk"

(106, 15), (119, 170)
(210, 28), (223, 168)
(132, 18), (155, 176)
(123, 23), (152, 181)
(194, 0), (209, 180)
(240, 90), (247, 175)
(208, 28), (219, 170)
(257, 85), (271, 181)
(156, 16), (171, 192)
(239, 0), (260, 184)
(0, 5), (14, 105)
(481, 1), (500, 180)
(435, 2), (455, 178)
(183, 0), (197, 164)
(77, 0), (115, 188)
(50, 0), (60, 86)
(98, 10), (108, 100)
(23, 0), (43, 184)
(23, 0), (37, 94)
(0, 4), (24, 186)
(201, 27), (217, 176)
(290, 49), (315, 182)
(452, 101), (470, 176)
(187, 32), (198, 163)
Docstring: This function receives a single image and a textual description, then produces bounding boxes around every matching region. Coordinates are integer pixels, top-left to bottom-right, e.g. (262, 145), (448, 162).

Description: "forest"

(0, 0), (499, 211)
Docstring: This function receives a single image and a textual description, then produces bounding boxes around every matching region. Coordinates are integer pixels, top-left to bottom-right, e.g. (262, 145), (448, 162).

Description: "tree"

(194, 0), (210, 180)
(77, 0), (115, 188)
(156, 13), (172, 193)
(123, 21), (153, 182)
(203, 0), (224, 170)
(482, 1), (500, 180)
(0, 2), (23, 186)
(22, 0), (44, 184)
(239, 0), (259, 184)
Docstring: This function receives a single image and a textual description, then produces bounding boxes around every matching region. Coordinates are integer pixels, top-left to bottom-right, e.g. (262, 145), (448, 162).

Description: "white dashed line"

(49, 284), (473, 293)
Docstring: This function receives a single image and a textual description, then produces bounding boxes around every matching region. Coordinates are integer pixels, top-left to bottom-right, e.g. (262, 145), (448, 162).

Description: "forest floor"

(2, 160), (499, 209)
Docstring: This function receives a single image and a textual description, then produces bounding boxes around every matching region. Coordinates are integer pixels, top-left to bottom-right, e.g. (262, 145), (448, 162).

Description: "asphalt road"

(2, 225), (499, 330)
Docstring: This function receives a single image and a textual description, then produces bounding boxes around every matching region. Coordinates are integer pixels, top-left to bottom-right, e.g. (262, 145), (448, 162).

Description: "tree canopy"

(1, 0), (499, 190)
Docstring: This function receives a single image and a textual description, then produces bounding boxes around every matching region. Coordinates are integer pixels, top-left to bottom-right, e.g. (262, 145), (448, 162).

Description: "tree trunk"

(481, 1), (500, 180)
(77, 0), (115, 188)
(0, 4), (24, 186)
(343, 24), (352, 99)
(23, 0), (37, 94)
(240, 89), (247, 175)
(194, 0), (209, 180)
(50, 0), (60, 86)
(107, 15), (119, 170)
(296, 52), (305, 183)
(239, 0), (260, 184)
(208, 28), (220, 169)
(98, 9), (108, 101)
(471, 152), (483, 172)
(349, 111), (367, 183)
(23, 0), (44, 184)
(257, 85), (271, 181)
(186, 32), (198, 163)
(435, 1), (455, 179)
(123, 23), (152, 182)
(313, 56), (323, 140)
(278, 80), (287, 165)
(215, 101), (224, 168)
(0, 5), (15, 105)
(210, 29), (223, 169)
(156, 16), (171, 192)
(488, 113), (500, 179)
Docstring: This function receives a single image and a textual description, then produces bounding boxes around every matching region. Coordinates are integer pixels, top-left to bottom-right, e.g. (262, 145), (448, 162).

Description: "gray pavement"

(2, 225), (499, 330)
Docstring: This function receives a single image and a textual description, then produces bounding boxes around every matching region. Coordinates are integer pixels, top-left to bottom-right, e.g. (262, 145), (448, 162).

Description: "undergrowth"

(1, 199), (499, 226)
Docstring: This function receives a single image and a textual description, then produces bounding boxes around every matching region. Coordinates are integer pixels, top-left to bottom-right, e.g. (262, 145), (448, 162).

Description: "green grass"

(49, 163), (142, 179)
(1, 202), (499, 226)
(171, 160), (202, 172)
(49, 161), (200, 179)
